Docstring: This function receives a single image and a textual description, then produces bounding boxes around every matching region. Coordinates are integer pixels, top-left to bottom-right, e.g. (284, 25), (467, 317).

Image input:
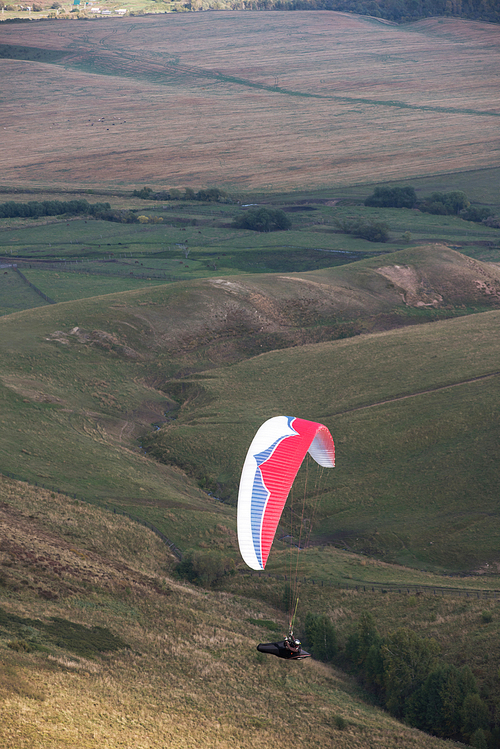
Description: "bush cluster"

(233, 207), (291, 232)
(175, 551), (235, 588)
(334, 216), (390, 242)
(364, 186), (497, 225)
(0, 199), (144, 224)
(364, 186), (417, 209)
(419, 190), (470, 216)
(344, 612), (492, 745)
(304, 611), (338, 661)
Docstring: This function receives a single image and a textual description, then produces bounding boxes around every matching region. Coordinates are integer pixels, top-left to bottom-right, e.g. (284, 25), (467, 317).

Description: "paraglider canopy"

(237, 416), (335, 571)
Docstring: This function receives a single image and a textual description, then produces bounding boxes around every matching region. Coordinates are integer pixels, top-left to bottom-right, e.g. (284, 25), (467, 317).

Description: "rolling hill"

(1, 14), (499, 191)
(1, 243), (499, 572)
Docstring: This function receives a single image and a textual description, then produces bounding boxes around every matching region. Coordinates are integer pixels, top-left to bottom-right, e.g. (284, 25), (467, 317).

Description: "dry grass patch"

(0, 477), (455, 749)
(1, 13), (499, 190)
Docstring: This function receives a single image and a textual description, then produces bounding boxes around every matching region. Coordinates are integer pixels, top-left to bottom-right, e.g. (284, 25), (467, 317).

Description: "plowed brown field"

(1, 12), (499, 191)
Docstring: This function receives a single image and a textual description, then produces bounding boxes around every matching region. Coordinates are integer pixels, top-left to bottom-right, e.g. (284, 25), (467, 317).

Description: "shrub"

(460, 206), (493, 223)
(381, 628), (440, 718)
(461, 692), (489, 738)
(334, 217), (390, 242)
(471, 728), (488, 749)
(333, 715), (347, 730)
(365, 185), (416, 208)
(176, 551), (235, 588)
(7, 639), (32, 652)
(420, 191), (470, 216)
(233, 207), (291, 232)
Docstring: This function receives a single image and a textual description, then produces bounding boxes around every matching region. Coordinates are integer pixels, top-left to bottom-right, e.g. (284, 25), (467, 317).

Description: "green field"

(1, 240), (499, 569)
(1, 170), (499, 314)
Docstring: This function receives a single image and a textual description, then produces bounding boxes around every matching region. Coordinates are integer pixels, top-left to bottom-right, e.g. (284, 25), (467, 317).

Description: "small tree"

(176, 551), (235, 588)
(382, 627), (440, 717)
(305, 612), (337, 661)
(365, 186), (416, 208)
(345, 612), (380, 670)
(461, 693), (489, 740)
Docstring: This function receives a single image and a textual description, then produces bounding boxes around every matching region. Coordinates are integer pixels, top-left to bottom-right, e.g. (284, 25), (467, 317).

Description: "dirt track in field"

(1, 12), (499, 191)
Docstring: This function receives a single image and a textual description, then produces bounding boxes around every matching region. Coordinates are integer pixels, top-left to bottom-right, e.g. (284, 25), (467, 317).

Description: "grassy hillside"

(1, 14), (499, 191)
(0, 476), (460, 749)
(144, 296), (500, 572)
(1, 243), (499, 573)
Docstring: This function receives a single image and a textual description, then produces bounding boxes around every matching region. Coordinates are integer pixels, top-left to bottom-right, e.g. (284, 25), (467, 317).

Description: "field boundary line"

(329, 370), (500, 417)
(242, 570), (500, 599)
(15, 268), (56, 305)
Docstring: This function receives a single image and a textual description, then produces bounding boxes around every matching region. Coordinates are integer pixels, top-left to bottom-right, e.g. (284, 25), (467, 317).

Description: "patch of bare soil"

(45, 327), (141, 359)
(375, 265), (443, 307)
(0, 374), (66, 405)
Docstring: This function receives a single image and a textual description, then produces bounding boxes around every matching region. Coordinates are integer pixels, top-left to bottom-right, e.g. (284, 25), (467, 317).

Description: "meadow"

(1, 14), (499, 191)
(1, 240), (499, 567)
(1, 172), (499, 315)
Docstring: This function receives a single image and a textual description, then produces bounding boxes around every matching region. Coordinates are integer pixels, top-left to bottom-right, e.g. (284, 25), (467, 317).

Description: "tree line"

(365, 186), (496, 224)
(0, 199), (143, 224)
(304, 609), (494, 748)
(133, 187), (232, 203)
(0, 198), (112, 219)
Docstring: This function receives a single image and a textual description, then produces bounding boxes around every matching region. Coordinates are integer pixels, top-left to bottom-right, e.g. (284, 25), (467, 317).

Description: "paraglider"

(237, 416), (335, 571)
(257, 637), (311, 660)
(237, 416), (335, 660)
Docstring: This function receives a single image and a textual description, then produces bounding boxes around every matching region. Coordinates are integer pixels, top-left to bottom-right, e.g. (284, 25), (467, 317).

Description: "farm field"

(1, 13), (499, 191)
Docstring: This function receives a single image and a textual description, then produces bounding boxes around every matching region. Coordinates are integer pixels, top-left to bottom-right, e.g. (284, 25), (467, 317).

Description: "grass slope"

(0, 244), (499, 573)
(0, 476), (457, 749)
(1, 14), (499, 190)
(145, 304), (500, 572)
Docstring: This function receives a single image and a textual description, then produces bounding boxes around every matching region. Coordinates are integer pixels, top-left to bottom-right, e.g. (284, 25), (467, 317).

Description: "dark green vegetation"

(0, 198), (113, 220)
(365, 186), (417, 209)
(1, 607), (128, 659)
(344, 613), (488, 744)
(232, 207), (292, 232)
